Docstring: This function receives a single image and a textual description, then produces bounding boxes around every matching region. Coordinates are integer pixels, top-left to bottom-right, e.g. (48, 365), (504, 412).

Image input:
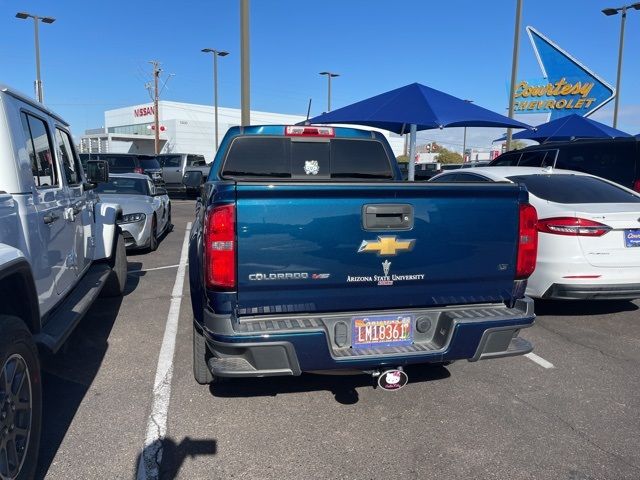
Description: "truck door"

(21, 112), (76, 300)
(55, 127), (91, 275)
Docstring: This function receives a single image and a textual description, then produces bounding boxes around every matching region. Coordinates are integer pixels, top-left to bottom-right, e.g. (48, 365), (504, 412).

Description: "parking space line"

(136, 222), (191, 480)
(524, 352), (555, 369)
(128, 264), (186, 275)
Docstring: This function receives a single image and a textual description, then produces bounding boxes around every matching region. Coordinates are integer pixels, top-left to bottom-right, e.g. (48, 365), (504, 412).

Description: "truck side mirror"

(183, 170), (204, 189)
(86, 160), (109, 184)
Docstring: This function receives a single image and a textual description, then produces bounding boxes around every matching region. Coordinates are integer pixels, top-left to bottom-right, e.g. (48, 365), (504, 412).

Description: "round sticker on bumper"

(378, 369), (408, 391)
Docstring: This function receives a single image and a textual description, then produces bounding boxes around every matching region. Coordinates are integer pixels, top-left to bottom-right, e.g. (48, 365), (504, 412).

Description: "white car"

(96, 173), (172, 251)
(430, 166), (640, 300)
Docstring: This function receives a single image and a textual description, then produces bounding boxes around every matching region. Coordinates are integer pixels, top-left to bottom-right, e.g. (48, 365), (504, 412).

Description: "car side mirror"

(85, 160), (109, 184)
(154, 187), (168, 196)
(183, 170), (204, 189)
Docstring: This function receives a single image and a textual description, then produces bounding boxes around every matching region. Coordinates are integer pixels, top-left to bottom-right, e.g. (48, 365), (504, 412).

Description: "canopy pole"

(408, 124), (417, 181)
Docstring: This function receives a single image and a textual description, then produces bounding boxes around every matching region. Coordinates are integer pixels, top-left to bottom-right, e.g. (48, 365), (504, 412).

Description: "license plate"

(352, 314), (413, 349)
(624, 229), (640, 248)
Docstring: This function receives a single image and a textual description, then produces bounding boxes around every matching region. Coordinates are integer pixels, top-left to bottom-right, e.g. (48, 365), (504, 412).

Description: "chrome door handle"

(43, 213), (60, 224)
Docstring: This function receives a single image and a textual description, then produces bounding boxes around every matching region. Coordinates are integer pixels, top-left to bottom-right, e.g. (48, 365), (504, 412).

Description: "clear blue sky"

(2, 0), (638, 150)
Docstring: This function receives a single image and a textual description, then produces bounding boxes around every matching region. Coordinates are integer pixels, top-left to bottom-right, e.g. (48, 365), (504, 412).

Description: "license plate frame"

(624, 229), (640, 248)
(352, 314), (413, 349)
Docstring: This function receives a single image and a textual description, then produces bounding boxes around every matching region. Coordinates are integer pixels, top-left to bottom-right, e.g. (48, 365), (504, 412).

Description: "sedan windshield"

(95, 177), (150, 196)
(507, 174), (640, 204)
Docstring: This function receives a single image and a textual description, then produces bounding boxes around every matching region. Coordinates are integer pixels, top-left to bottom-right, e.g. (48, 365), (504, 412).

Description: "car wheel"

(149, 215), (158, 252)
(0, 316), (41, 480)
(193, 323), (213, 385)
(101, 230), (127, 298)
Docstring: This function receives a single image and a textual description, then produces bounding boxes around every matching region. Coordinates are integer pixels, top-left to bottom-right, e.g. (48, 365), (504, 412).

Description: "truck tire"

(193, 324), (213, 385)
(101, 231), (127, 298)
(0, 316), (42, 480)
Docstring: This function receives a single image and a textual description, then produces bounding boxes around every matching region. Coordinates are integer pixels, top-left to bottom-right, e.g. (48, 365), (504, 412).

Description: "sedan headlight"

(118, 213), (146, 224)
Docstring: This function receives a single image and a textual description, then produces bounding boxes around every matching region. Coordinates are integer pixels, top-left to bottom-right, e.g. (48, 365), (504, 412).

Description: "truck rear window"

(221, 137), (393, 180)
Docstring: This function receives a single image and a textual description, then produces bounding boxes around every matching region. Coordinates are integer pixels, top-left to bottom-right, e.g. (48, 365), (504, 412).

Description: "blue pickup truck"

(187, 125), (538, 390)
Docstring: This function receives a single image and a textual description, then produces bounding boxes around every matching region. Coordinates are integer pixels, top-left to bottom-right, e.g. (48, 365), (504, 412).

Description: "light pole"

(462, 100), (473, 162)
(202, 49), (229, 151)
(319, 72), (339, 112)
(240, 0), (250, 126)
(602, 3), (640, 128)
(506, 0), (523, 151)
(16, 12), (55, 103)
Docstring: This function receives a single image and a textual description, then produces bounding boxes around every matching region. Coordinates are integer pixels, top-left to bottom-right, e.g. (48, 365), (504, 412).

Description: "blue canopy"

(511, 114), (631, 143)
(305, 82), (532, 134)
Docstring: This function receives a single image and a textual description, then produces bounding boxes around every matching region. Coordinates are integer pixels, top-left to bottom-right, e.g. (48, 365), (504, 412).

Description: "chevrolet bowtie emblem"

(358, 236), (415, 256)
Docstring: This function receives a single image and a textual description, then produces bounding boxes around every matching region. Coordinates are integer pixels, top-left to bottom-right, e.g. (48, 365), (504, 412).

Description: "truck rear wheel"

(101, 231), (127, 298)
(0, 316), (41, 480)
(193, 323), (213, 385)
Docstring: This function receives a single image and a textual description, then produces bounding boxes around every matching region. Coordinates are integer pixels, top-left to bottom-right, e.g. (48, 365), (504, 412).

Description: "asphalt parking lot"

(36, 199), (640, 480)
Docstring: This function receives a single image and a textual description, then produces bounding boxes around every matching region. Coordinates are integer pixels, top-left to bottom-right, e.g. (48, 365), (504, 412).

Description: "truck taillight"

(633, 179), (640, 194)
(537, 217), (611, 237)
(204, 204), (236, 289)
(285, 126), (335, 137)
(516, 203), (538, 280)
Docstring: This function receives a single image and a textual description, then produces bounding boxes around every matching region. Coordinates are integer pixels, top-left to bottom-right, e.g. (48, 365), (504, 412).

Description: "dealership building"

(79, 101), (405, 163)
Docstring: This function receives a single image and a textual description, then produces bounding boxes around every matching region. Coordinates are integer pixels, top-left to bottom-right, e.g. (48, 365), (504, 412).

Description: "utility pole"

(506, 0), (523, 151)
(150, 61), (161, 154)
(240, 0), (250, 126)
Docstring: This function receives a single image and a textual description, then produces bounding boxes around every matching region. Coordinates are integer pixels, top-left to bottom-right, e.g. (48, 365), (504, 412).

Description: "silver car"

(96, 173), (172, 250)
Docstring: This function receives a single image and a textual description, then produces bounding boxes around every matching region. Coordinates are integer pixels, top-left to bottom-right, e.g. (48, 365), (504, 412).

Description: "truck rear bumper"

(199, 298), (535, 377)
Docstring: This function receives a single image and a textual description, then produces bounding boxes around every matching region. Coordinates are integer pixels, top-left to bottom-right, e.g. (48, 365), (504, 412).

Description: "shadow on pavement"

(534, 299), (639, 317)
(134, 436), (217, 480)
(35, 261), (143, 479)
(209, 364), (451, 405)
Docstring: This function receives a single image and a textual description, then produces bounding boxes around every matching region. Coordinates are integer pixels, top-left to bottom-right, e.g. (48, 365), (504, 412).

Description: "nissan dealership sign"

(134, 106), (155, 118)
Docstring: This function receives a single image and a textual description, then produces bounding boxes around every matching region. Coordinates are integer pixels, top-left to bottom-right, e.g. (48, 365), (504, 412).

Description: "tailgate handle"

(362, 204), (413, 231)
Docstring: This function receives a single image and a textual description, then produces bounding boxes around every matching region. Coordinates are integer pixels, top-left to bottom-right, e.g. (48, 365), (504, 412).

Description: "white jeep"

(0, 85), (126, 479)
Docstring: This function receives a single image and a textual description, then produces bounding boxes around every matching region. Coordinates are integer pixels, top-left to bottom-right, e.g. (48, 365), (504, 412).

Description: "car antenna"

(305, 98), (312, 123)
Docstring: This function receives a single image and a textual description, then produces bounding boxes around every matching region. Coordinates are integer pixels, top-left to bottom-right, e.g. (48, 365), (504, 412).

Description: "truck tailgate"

(235, 182), (523, 314)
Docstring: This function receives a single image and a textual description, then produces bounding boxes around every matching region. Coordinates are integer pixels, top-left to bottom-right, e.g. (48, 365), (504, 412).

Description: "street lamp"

(602, 3), (640, 128)
(319, 72), (339, 112)
(202, 48), (229, 151)
(462, 100), (474, 162)
(16, 12), (56, 103)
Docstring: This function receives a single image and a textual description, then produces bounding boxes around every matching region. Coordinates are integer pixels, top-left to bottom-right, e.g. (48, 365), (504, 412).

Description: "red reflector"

(134, 167), (144, 174)
(204, 204), (236, 289)
(516, 203), (538, 280)
(537, 217), (611, 237)
(633, 179), (640, 193)
(285, 126), (335, 137)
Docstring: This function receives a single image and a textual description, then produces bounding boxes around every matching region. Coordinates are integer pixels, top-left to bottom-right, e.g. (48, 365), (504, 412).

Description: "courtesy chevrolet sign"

(512, 27), (614, 120)
(358, 236), (415, 256)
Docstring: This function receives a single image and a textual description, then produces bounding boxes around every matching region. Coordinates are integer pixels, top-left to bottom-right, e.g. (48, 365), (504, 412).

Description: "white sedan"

(96, 173), (172, 251)
(430, 166), (640, 300)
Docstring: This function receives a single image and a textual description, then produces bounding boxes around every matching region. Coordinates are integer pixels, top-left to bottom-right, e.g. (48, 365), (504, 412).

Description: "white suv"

(0, 85), (126, 479)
